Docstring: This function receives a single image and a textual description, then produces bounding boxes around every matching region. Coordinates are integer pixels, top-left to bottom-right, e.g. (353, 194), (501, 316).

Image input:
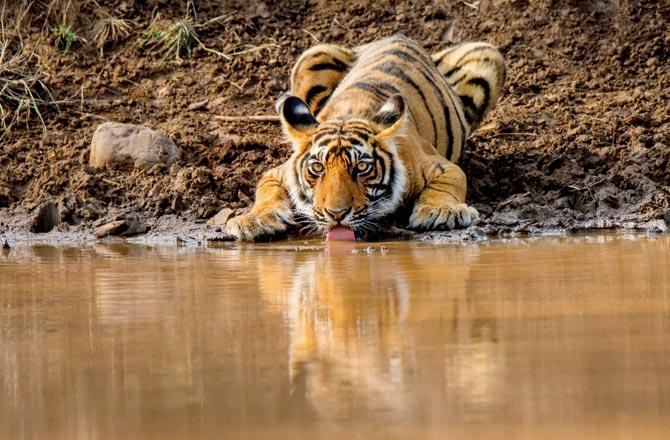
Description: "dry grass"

(91, 5), (131, 56)
(141, 14), (198, 61)
(140, 1), (231, 62)
(0, 40), (54, 136)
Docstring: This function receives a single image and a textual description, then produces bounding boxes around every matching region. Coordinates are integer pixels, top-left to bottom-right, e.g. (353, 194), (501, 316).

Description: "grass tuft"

(0, 40), (55, 136)
(50, 21), (79, 53)
(141, 14), (197, 61)
(92, 10), (131, 56)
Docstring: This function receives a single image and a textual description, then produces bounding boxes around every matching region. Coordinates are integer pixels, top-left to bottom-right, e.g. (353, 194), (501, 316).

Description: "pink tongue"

(327, 225), (356, 241)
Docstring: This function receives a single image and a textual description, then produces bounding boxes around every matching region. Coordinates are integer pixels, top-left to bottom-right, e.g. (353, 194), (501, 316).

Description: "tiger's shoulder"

(291, 34), (505, 163)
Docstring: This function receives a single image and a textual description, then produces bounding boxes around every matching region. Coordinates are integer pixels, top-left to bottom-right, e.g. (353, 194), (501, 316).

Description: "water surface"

(1, 234), (669, 439)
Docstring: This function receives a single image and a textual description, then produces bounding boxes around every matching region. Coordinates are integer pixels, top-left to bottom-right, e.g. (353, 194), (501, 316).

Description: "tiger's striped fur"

(224, 35), (505, 241)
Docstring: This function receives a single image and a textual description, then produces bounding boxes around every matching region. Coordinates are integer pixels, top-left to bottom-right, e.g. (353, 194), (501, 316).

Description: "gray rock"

(94, 215), (149, 238)
(94, 220), (127, 238)
(90, 122), (181, 169)
(207, 208), (234, 225)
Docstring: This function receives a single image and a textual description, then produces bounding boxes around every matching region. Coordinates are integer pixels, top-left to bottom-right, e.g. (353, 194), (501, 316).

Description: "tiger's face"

(278, 95), (408, 236)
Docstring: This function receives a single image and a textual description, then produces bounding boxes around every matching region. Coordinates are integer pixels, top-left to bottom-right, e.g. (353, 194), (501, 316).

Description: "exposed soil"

(1, 0), (668, 244)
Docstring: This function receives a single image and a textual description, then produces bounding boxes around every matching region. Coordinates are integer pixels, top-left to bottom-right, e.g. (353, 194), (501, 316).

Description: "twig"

(229, 78), (248, 91)
(461, 1), (479, 10)
(214, 115), (279, 122)
(492, 132), (537, 138)
(225, 43), (279, 57)
(302, 29), (319, 43)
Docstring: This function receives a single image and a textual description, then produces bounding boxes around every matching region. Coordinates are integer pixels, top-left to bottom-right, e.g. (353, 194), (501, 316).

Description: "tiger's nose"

(324, 207), (351, 222)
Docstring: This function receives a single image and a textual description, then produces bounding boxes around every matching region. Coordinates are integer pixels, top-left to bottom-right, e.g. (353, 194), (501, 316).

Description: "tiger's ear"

(276, 94), (319, 143)
(372, 94), (406, 137)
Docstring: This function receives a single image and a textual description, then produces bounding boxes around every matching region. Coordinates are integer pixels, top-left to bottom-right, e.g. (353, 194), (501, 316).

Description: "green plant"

(51, 21), (78, 53)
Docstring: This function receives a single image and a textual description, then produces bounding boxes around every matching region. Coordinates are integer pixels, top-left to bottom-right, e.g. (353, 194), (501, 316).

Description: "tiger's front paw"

(224, 209), (293, 242)
(408, 202), (479, 231)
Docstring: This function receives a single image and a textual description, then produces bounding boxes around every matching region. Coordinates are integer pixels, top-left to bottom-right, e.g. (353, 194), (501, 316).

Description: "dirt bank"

(1, 0), (668, 244)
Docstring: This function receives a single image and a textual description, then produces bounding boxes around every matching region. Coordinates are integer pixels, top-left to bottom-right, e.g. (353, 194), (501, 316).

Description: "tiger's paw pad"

(224, 212), (290, 242)
(408, 203), (479, 231)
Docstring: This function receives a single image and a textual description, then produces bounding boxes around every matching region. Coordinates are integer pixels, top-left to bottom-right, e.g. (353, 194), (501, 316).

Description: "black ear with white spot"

(276, 94), (318, 135)
(372, 94), (406, 131)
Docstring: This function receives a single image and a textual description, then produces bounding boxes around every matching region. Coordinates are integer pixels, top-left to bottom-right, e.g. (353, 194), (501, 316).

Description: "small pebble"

(380, 245), (389, 254)
(366, 246), (376, 254)
(351, 249), (360, 254)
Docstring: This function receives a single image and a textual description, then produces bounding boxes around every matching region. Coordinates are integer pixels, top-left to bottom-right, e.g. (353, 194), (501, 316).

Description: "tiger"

(224, 34), (505, 241)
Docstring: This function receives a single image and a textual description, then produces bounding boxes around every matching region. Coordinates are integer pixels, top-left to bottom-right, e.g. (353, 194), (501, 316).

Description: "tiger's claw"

(224, 209), (293, 242)
(408, 202), (479, 231)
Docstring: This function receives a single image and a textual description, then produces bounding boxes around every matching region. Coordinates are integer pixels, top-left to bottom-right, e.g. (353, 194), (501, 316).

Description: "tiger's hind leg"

(290, 44), (355, 116)
(432, 43), (506, 131)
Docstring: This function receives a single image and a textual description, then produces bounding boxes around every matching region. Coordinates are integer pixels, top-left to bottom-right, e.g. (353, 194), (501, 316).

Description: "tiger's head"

(277, 94), (409, 237)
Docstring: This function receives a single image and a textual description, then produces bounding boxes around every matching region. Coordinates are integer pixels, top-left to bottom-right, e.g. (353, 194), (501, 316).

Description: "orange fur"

(224, 35), (505, 241)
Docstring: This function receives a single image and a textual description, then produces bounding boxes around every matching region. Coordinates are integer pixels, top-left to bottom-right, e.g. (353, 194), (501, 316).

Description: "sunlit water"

(1, 234), (669, 439)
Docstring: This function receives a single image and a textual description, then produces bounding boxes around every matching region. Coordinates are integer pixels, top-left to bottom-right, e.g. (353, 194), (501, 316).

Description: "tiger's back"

(292, 34), (505, 163)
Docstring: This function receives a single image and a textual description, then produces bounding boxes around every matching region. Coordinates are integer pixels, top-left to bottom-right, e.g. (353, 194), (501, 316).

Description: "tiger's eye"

(356, 161), (372, 174)
(308, 162), (324, 174)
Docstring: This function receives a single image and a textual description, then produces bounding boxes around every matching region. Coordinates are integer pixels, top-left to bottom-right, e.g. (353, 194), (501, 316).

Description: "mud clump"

(0, 0), (668, 241)
(29, 201), (60, 233)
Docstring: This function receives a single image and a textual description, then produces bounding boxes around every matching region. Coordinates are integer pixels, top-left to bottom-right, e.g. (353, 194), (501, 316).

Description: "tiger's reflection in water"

(255, 243), (503, 421)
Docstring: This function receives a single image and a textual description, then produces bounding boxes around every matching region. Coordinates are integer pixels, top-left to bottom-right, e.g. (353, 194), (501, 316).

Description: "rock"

(30, 201), (60, 233)
(94, 220), (126, 238)
(238, 190), (253, 206)
(187, 99), (208, 111)
(207, 208), (234, 225)
(640, 219), (667, 233)
(90, 122), (181, 169)
(469, 226), (487, 239)
(94, 215), (149, 238)
(253, 1), (270, 18)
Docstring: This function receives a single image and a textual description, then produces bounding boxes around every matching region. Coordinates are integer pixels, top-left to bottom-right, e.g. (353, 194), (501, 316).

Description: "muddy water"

(1, 234), (669, 439)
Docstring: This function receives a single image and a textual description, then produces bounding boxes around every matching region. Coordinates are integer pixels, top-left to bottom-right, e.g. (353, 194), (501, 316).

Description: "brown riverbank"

(1, 0), (668, 243)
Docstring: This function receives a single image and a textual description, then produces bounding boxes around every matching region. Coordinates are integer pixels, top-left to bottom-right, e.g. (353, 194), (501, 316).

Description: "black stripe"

(314, 94), (330, 115)
(442, 103), (455, 160)
(444, 66), (459, 77)
(295, 152), (312, 200)
(450, 72), (469, 86)
(344, 131), (370, 143)
(375, 60), (438, 146)
(292, 51), (326, 83)
(372, 145), (386, 187)
(309, 58), (348, 72)
(398, 44), (468, 157)
(380, 47), (452, 147)
(459, 95), (476, 125)
(466, 77), (491, 121)
(453, 46), (490, 67)
(362, 46), (456, 152)
(305, 85), (327, 106)
(351, 81), (390, 101)
(312, 130), (338, 144)
(432, 45), (459, 67)
(345, 126), (373, 137)
(443, 82), (468, 161)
